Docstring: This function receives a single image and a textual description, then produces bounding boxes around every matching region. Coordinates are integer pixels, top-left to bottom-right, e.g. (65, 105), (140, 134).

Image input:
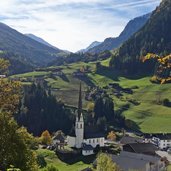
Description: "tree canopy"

(0, 58), (38, 171)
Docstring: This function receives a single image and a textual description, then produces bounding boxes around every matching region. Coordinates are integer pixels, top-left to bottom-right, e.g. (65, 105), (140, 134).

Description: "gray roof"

(82, 144), (94, 151)
(53, 135), (65, 143)
(84, 132), (104, 139)
(143, 133), (171, 140)
(111, 151), (161, 171)
(123, 143), (158, 155)
(153, 133), (171, 140)
(120, 135), (144, 144)
(84, 125), (104, 139)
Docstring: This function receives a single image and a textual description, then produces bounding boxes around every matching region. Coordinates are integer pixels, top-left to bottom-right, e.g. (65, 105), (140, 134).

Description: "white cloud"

(0, 0), (161, 52)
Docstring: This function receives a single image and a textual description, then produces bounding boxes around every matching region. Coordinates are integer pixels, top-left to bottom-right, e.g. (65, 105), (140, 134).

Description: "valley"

(1, 0), (171, 170)
(11, 57), (171, 133)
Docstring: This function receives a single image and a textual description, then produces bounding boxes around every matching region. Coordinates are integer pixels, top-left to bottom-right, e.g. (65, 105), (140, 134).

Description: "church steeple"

(77, 82), (82, 120)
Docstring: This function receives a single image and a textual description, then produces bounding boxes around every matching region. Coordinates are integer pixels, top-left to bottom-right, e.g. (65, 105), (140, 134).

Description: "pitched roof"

(84, 132), (104, 139)
(53, 134), (65, 143)
(82, 144), (94, 151)
(123, 143), (158, 155)
(143, 133), (171, 140)
(84, 125), (104, 139)
(120, 135), (143, 144)
(153, 133), (171, 140)
(111, 151), (161, 171)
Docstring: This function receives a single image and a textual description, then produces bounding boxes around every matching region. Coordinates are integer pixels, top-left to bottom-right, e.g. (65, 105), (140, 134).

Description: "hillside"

(0, 23), (67, 67)
(110, 0), (171, 74)
(11, 58), (171, 133)
(87, 13), (151, 54)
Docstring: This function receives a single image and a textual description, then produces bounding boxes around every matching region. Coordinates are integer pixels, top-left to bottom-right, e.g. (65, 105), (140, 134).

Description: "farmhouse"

(152, 133), (171, 150)
(123, 143), (158, 156)
(67, 83), (105, 156)
(144, 133), (171, 150)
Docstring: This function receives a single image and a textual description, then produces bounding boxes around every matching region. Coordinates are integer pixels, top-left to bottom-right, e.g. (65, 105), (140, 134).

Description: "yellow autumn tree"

(97, 153), (120, 171)
(107, 131), (117, 141)
(87, 102), (95, 112)
(143, 53), (171, 84)
(40, 130), (52, 145)
(0, 58), (38, 171)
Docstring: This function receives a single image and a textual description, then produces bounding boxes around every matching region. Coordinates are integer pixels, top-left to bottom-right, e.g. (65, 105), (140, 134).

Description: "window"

(97, 139), (99, 143)
(89, 140), (91, 143)
(93, 139), (95, 143)
(80, 124), (82, 129)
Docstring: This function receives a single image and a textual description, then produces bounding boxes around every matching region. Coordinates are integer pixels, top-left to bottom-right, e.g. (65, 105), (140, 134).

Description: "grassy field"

(11, 58), (171, 133)
(37, 149), (93, 171)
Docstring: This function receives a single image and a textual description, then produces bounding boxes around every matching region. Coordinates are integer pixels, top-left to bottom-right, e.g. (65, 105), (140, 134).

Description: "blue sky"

(0, 0), (161, 52)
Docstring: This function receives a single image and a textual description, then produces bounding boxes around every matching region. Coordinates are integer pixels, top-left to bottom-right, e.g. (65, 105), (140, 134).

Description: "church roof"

(84, 125), (105, 139)
(84, 132), (104, 139)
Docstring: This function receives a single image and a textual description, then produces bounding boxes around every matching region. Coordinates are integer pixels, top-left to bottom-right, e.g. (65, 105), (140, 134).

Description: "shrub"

(37, 154), (47, 168)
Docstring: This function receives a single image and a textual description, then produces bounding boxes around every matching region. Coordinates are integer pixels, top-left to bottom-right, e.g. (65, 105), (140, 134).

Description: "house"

(123, 143), (158, 156)
(82, 143), (94, 156)
(143, 134), (153, 143)
(53, 131), (66, 149)
(120, 135), (144, 145)
(151, 133), (171, 150)
(67, 83), (105, 156)
(0, 75), (6, 78)
(72, 71), (85, 77)
(111, 151), (166, 171)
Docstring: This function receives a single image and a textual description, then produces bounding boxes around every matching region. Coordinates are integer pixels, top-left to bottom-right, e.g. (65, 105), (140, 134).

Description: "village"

(40, 84), (171, 171)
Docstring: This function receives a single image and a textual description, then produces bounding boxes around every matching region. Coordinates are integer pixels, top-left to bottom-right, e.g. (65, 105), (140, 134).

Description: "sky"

(0, 0), (161, 52)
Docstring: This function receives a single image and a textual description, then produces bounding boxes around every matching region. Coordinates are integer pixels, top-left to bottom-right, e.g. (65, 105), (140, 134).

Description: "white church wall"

(82, 150), (94, 156)
(83, 137), (105, 148)
(67, 136), (76, 147)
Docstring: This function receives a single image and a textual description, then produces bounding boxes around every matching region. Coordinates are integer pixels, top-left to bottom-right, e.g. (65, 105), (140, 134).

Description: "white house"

(152, 134), (171, 150)
(67, 83), (105, 155)
(82, 143), (94, 156)
(0, 75), (6, 78)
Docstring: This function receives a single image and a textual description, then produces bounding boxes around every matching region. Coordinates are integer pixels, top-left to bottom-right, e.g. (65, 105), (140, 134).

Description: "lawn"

(10, 71), (51, 78)
(37, 149), (93, 171)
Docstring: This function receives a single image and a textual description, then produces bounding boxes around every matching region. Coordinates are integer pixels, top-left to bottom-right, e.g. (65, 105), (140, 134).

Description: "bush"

(37, 154), (47, 168)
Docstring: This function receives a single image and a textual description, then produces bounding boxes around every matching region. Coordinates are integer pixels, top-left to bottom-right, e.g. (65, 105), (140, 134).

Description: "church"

(67, 83), (105, 156)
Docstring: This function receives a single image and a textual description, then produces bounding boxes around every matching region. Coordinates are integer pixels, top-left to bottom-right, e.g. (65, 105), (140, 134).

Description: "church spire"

(77, 82), (82, 119)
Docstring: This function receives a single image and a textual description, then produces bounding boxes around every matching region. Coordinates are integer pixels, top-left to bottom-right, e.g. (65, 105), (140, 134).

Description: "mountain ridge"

(0, 22), (67, 68)
(87, 13), (151, 54)
(110, 0), (171, 74)
(78, 41), (101, 53)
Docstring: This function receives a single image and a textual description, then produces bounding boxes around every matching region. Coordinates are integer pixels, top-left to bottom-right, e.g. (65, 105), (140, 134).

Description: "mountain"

(78, 41), (101, 53)
(0, 22), (67, 68)
(25, 33), (56, 48)
(110, 0), (171, 74)
(87, 13), (151, 54)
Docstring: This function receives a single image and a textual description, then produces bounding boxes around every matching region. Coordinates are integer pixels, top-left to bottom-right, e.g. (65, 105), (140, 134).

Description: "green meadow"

(11, 58), (171, 133)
